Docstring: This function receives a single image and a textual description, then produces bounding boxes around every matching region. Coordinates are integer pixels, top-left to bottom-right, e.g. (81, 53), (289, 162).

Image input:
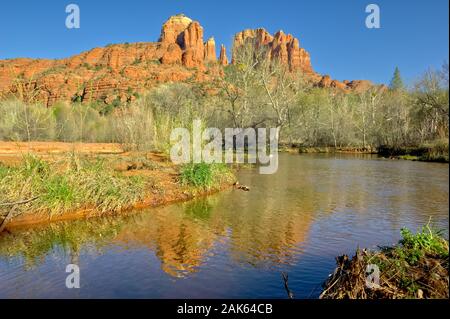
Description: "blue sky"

(0, 0), (448, 85)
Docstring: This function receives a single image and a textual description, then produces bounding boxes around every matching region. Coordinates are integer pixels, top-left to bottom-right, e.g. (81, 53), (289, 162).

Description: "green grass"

(397, 225), (449, 264)
(0, 155), (148, 217)
(180, 162), (235, 191)
(0, 166), (9, 179)
(399, 155), (420, 161)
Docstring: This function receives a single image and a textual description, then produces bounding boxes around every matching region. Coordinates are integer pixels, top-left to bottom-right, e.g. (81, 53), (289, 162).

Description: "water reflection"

(0, 191), (313, 278)
(0, 154), (448, 297)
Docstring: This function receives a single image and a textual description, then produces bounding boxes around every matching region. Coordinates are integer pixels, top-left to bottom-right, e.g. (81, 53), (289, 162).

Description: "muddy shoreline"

(5, 184), (233, 231)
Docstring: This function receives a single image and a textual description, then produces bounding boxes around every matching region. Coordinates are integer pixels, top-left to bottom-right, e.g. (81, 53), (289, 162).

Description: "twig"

(0, 178), (35, 233)
(281, 272), (295, 299)
(0, 196), (39, 207)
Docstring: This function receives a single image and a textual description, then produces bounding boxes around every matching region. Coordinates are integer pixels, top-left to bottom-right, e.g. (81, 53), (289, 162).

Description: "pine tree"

(390, 67), (404, 90)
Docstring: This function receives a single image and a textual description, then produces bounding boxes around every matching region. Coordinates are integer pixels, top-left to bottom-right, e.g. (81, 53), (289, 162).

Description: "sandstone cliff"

(232, 28), (374, 92)
(233, 28), (314, 74)
(219, 44), (229, 66)
(0, 14), (374, 106)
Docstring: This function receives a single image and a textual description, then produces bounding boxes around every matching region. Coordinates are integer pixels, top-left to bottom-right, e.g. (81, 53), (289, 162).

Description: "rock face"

(161, 43), (183, 65)
(159, 15), (193, 45)
(0, 14), (375, 106)
(219, 44), (229, 66)
(160, 15), (206, 68)
(232, 28), (376, 91)
(316, 75), (375, 92)
(232, 28), (313, 74)
(181, 21), (205, 68)
(0, 14), (222, 106)
(204, 37), (217, 62)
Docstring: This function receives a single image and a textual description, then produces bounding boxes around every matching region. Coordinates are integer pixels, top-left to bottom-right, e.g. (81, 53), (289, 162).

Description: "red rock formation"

(159, 15), (206, 68)
(232, 28), (314, 74)
(161, 43), (183, 65)
(344, 80), (375, 92)
(318, 75), (333, 88)
(204, 37), (217, 62)
(0, 14), (375, 106)
(232, 27), (377, 91)
(181, 21), (205, 68)
(160, 15), (193, 45)
(316, 75), (376, 92)
(182, 21), (203, 50)
(219, 44), (228, 66)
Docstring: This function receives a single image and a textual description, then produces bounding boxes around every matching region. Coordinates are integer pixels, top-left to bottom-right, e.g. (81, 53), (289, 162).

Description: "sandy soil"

(0, 141), (124, 164)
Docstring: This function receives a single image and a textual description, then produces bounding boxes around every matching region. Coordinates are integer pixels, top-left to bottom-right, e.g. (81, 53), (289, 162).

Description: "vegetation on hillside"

(0, 45), (448, 161)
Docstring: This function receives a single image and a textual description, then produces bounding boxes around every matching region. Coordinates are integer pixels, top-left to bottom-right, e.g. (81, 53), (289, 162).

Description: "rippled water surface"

(0, 154), (448, 298)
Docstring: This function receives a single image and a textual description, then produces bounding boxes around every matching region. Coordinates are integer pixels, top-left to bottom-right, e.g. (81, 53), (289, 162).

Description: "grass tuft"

(0, 155), (148, 217)
(180, 162), (235, 191)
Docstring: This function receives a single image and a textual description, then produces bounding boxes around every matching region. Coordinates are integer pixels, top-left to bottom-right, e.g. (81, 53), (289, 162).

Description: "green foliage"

(390, 67), (404, 90)
(111, 97), (121, 108)
(419, 139), (449, 162)
(0, 165), (9, 179)
(181, 163), (214, 189)
(180, 163), (234, 190)
(39, 65), (67, 77)
(323, 223), (449, 299)
(43, 175), (76, 210)
(398, 225), (449, 264)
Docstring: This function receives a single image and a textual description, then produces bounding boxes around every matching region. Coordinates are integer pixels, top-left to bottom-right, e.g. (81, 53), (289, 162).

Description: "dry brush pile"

(320, 225), (449, 299)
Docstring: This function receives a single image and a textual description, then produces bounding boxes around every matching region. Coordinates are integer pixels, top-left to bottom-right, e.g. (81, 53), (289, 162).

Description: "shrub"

(0, 99), (56, 141)
(399, 225), (449, 263)
(180, 162), (234, 190)
(420, 139), (449, 162)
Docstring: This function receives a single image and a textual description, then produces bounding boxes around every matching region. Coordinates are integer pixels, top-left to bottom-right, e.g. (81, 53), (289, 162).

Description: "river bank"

(280, 141), (449, 163)
(321, 225), (449, 299)
(0, 142), (235, 231)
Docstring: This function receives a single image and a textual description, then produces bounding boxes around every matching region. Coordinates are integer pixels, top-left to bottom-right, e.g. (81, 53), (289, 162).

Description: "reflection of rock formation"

(0, 187), (316, 277)
(0, 216), (124, 267)
(114, 190), (315, 274)
(114, 197), (225, 277)
(221, 171), (315, 266)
